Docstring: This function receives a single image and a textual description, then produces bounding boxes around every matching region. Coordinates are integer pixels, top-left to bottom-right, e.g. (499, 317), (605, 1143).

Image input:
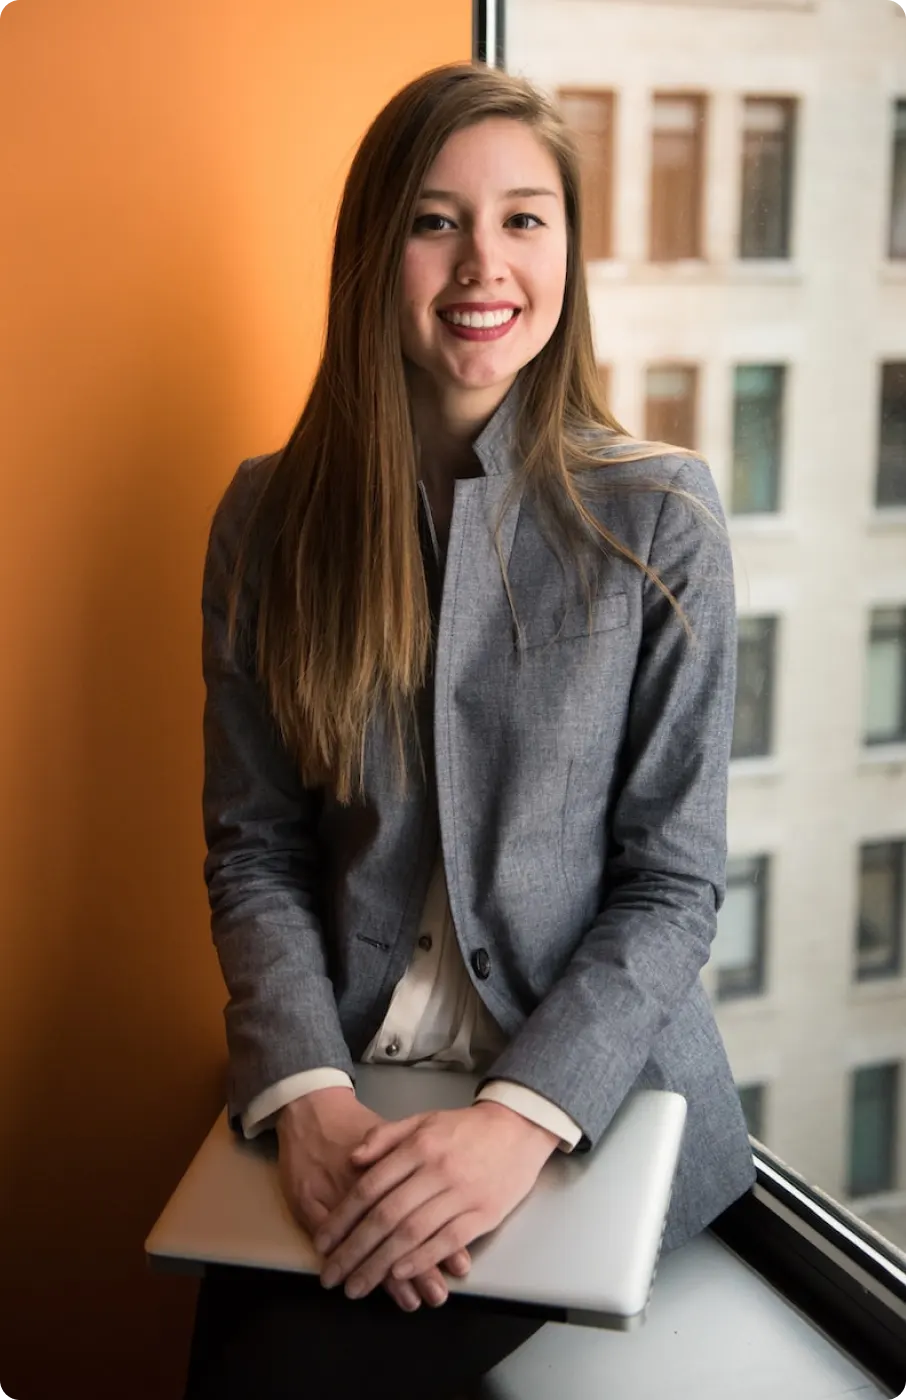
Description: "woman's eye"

(412, 213), (456, 234)
(507, 212), (545, 230)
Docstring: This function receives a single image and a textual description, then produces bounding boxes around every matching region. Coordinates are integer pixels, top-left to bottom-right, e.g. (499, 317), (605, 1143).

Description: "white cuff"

(475, 1080), (583, 1153)
(241, 1068), (355, 1140)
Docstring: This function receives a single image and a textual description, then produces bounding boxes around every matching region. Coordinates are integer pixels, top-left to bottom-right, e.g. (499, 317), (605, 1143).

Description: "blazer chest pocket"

(516, 589), (629, 651)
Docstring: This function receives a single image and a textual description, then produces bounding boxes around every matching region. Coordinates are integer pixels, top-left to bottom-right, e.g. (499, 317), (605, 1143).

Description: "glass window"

(731, 365), (785, 514)
(650, 94), (705, 261)
(739, 97), (795, 259)
(848, 1064), (900, 1197)
(864, 607), (906, 746)
(557, 90), (615, 261)
(856, 841), (905, 981)
(714, 856), (768, 999)
(737, 1083), (765, 1140)
(877, 363), (906, 508)
(732, 617), (777, 759)
(645, 365), (697, 449)
(505, 0), (906, 1257)
(889, 100), (906, 260)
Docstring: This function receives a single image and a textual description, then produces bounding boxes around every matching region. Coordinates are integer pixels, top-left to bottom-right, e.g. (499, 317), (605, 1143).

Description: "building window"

(864, 607), (906, 745)
(713, 855), (768, 999)
(889, 100), (906, 260)
(739, 97), (795, 259)
(848, 1063), (900, 1197)
(856, 841), (905, 981)
(558, 90), (614, 262)
(737, 1084), (766, 1140)
(732, 617), (777, 759)
(650, 94), (705, 261)
(645, 365), (697, 449)
(731, 365), (785, 514)
(877, 363), (906, 507)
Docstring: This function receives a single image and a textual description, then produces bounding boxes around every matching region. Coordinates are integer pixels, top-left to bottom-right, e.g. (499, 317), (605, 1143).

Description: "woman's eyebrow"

(418, 186), (560, 201)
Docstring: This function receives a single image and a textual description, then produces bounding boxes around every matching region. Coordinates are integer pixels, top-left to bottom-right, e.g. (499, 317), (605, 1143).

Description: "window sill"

(730, 756), (783, 780)
(849, 975), (906, 1002)
(713, 992), (774, 1014)
(866, 507), (906, 529)
(858, 744), (906, 770)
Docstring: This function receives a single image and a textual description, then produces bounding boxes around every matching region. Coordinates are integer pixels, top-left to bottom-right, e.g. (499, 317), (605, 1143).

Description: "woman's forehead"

(421, 119), (562, 197)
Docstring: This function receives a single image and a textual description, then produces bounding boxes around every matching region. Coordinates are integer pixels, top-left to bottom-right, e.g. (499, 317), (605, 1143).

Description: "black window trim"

(484, 6), (906, 1391)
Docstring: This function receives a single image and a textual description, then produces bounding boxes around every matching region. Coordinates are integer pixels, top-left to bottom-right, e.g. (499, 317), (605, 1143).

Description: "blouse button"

(418, 934), (433, 952)
(471, 948), (491, 980)
(385, 1039), (401, 1058)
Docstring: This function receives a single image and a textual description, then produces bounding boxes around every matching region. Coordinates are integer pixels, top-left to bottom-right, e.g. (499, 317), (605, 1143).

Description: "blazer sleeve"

(202, 462), (354, 1131)
(479, 458), (736, 1148)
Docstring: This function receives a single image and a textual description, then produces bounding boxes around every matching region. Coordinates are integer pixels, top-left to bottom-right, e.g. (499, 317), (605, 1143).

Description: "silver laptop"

(145, 1066), (686, 1330)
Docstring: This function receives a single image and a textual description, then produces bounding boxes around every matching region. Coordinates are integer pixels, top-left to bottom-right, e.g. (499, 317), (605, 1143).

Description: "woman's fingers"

(315, 1141), (426, 1256)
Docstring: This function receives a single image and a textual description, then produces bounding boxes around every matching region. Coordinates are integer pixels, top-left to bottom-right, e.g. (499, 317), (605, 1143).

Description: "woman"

(187, 61), (755, 1400)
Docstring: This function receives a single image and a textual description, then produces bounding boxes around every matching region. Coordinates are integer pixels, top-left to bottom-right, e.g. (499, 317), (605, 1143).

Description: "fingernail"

(321, 1267), (340, 1289)
(425, 1282), (446, 1306)
(345, 1278), (365, 1299)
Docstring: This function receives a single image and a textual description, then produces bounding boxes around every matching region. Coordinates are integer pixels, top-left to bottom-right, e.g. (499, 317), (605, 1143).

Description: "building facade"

(508, 0), (906, 1245)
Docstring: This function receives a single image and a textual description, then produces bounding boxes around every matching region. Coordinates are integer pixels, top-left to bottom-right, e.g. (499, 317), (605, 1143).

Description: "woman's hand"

(276, 1087), (470, 1311)
(314, 1102), (559, 1299)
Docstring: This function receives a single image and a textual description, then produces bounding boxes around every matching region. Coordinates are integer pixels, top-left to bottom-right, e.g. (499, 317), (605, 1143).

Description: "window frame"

(488, 7), (906, 1388)
(732, 615), (778, 760)
(730, 364), (786, 516)
(856, 839), (905, 982)
(738, 95), (797, 260)
(649, 92), (707, 262)
(877, 361), (906, 510)
(888, 99), (906, 262)
(864, 605), (906, 748)
(557, 87), (616, 262)
(714, 854), (769, 1001)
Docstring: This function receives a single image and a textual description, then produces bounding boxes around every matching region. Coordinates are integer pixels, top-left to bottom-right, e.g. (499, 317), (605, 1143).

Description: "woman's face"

(399, 117), (569, 420)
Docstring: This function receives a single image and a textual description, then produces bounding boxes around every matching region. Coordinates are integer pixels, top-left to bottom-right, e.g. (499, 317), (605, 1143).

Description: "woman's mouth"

(436, 306), (521, 341)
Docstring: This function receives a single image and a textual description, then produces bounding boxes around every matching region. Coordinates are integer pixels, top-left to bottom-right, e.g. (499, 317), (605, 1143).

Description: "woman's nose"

(455, 228), (507, 285)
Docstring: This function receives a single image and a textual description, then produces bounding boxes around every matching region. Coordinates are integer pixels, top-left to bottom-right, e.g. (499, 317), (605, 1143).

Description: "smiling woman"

(188, 60), (755, 1400)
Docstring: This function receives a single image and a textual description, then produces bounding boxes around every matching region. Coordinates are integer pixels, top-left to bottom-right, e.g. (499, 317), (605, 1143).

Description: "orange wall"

(0, 2), (470, 1395)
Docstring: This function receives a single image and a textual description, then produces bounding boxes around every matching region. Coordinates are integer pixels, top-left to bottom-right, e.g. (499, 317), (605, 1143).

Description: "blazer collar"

(471, 379), (522, 478)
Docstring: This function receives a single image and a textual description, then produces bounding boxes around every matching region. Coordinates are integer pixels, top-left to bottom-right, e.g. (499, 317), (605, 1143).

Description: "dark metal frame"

(478, 4), (906, 1392)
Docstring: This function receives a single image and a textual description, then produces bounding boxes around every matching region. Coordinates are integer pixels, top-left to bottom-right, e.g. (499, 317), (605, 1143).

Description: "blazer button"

(418, 934), (433, 952)
(471, 948), (491, 980)
(384, 1039), (401, 1058)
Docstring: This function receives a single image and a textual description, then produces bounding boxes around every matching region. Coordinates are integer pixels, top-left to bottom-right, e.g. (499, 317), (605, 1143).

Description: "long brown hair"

(231, 63), (700, 802)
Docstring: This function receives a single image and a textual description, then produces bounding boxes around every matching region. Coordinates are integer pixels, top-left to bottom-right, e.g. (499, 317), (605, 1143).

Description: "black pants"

(183, 1265), (545, 1400)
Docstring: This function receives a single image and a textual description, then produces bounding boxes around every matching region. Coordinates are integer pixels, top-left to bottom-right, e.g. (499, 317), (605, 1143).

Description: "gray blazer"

(202, 391), (756, 1255)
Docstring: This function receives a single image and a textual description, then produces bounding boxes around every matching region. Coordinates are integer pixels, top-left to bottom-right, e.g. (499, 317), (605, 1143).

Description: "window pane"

(849, 1064), (900, 1197)
(737, 1084), (765, 1140)
(889, 101), (906, 260)
(732, 617), (776, 759)
(857, 842), (904, 980)
(558, 90), (615, 261)
(740, 97), (795, 258)
(877, 363), (906, 507)
(506, 0), (906, 1258)
(651, 95), (704, 260)
(645, 365), (697, 448)
(714, 855), (768, 998)
(864, 608), (906, 744)
(731, 365), (784, 513)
